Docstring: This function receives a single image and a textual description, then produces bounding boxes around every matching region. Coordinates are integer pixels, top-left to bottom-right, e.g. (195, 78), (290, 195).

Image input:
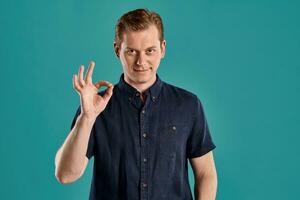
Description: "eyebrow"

(125, 46), (157, 51)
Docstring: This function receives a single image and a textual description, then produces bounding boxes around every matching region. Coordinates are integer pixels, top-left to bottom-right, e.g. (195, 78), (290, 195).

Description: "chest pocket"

(158, 123), (189, 178)
(158, 123), (189, 152)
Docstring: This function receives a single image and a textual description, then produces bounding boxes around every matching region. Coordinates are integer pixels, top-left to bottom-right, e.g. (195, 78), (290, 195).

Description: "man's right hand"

(72, 61), (114, 120)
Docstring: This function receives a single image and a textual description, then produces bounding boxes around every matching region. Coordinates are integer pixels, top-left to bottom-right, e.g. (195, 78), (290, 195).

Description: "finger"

(84, 61), (95, 84)
(94, 80), (112, 90)
(94, 80), (114, 100)
(103, 84), (114, 101)
(73, 74), (82, 92)
(78, 65), (86, 87)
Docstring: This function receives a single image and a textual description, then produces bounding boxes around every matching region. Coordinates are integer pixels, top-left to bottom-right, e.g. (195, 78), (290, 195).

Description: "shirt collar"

(117, 73), (163, 103)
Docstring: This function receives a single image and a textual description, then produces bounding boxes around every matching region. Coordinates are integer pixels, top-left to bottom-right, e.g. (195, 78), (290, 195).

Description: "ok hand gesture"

(73, 61), (114, 120)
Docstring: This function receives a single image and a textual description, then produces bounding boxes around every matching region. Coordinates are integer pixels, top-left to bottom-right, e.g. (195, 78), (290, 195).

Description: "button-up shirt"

(70, 73), (216, 200)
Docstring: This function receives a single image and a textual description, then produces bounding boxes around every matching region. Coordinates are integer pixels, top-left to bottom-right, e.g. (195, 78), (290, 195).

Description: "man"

(55, 8), (217, 200)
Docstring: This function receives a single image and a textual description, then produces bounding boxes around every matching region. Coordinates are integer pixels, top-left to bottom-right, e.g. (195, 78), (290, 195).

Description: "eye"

(127, 49), (136, 55)
(146, 49), (156, 54)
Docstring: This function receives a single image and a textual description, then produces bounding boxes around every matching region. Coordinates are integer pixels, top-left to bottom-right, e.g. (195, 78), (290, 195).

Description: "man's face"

(114, 25), (166, 88)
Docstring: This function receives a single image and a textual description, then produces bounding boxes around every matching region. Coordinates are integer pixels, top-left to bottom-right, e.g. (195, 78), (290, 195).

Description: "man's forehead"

(121, 35), (160, 49)
(125, 45), (158, 50)
(122, 35), (159, 43)
(121, 25), (160, 48)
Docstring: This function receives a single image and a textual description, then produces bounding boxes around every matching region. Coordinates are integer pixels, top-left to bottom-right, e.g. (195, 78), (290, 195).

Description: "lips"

(133, 68), (149, 72)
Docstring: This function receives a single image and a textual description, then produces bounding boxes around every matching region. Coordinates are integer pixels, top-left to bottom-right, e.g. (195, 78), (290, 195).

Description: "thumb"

(102, 84), (114, 101)
(94, 80), (114, 101)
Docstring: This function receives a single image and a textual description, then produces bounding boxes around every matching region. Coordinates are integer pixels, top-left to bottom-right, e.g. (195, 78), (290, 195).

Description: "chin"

(131, 71), (153, 79)
(125, 70), (156, 85)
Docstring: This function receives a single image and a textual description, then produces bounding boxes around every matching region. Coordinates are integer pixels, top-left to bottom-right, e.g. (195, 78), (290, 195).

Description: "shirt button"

(143, 133), (147, 138)
(136, 93), (140, 96)
(143, 158), (147, 162)
(142, 110), (145, 114)
(142, 183), (147, 188)
(172, 126), (176, 131)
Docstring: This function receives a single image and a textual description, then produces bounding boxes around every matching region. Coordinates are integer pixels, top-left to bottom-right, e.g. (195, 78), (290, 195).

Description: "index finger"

(94, 80), (113, 90)
(84, 61), (95, 83)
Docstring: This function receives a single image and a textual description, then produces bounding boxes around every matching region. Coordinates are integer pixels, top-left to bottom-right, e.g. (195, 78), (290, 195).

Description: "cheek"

(149, 55), (161, 65)
(126, 57), (136, 67)
(121, 55), (133, 66)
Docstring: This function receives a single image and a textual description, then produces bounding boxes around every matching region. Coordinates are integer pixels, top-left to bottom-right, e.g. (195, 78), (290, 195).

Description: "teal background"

(1, 0), (299, 199)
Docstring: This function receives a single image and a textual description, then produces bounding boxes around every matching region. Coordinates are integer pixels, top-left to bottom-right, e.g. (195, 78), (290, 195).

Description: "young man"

(55, 8), (217, 200)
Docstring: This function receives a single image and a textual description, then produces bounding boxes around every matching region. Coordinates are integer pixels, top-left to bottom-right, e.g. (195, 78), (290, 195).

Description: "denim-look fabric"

(70, 73), (216, 200)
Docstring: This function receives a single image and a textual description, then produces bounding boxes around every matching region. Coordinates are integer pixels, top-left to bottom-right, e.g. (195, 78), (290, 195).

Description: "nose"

(136, 53), (146, 66)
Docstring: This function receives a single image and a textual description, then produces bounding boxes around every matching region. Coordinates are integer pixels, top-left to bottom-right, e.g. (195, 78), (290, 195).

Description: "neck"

(124, 75), (156, 94)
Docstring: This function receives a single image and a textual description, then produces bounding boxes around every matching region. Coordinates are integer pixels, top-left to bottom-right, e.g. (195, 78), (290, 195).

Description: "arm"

(55, 61), (113, 184)
(55, 115), (94, 184)
(189, 151), (218, 200)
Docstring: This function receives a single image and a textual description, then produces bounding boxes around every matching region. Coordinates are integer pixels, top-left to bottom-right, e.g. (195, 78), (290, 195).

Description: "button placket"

(140, 106), (148, 200)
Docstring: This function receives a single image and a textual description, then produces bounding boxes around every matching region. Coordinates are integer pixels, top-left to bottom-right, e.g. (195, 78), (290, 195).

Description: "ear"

(113, 41), (120, 58)
(160, 40), (166, 58)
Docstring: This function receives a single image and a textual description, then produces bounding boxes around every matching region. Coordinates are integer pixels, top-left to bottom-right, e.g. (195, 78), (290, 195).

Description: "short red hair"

(114, 8), (165, 47)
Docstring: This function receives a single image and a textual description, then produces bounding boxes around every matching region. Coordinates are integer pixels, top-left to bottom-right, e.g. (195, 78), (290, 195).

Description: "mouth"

(133, 68), (150, 72)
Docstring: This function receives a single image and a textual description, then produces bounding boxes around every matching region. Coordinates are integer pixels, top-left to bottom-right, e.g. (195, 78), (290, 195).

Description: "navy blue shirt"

(70, 73), (216, 200)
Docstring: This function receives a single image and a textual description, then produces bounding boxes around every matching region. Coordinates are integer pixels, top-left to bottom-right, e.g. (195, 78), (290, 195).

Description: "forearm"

(194, 173), (218, 200)
(55, 114), (95, 182)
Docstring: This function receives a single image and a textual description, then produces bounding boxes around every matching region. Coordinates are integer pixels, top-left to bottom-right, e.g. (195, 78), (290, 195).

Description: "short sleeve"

(70, 106), (95, 160)
(187, 98), (216, 158)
